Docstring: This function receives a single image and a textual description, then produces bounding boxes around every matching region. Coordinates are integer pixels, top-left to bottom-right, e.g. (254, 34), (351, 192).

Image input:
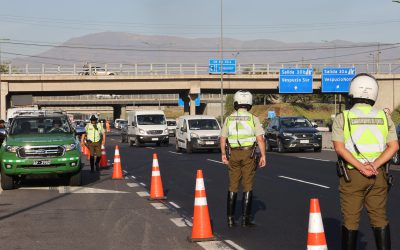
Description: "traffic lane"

(0, 161), (201, 250)
(115, 143), (335, 249)
(268, 149), (337, 162)
(116, 142), (400, 250)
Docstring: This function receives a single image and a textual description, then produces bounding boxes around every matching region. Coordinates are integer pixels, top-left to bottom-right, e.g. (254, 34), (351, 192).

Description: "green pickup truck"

(0, 111), (82, 190)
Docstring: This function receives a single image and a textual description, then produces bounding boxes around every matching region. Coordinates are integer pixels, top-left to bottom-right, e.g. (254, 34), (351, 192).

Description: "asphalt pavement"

(0, 130), (399, 250)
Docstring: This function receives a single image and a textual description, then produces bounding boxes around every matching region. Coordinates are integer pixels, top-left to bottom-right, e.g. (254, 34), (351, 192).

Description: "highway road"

(0, 130), (399, 250)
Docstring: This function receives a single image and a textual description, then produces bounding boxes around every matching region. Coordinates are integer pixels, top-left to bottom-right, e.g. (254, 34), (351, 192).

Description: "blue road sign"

(279, 68), (313, 93)
(209, 59), (237, 74)
(178, 95), (200, 107)
(321, 68), (356, 93)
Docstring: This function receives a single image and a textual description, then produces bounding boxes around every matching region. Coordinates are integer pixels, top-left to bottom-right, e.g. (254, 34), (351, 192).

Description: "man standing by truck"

(81, 114), (106, 172)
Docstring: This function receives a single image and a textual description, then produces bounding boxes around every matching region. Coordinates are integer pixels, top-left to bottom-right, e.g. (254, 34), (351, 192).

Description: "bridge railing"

(3, 63), (400, 75)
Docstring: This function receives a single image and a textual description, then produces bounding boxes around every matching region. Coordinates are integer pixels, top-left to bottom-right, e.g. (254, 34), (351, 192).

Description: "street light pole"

(220, 0), (224, 125)
(0, 38), (10, 68)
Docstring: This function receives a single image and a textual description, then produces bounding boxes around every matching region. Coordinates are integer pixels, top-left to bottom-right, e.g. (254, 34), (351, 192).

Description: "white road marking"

(123, 170), (128, 174)
(298, 156), (332, 162)
(197, 241), (232, 250)
(146, 147), (155, 150)
(127, 183), (139, 188)
(136, 191), (149, 197)
(139, 182), (146, 187)
(278, 176), (330, 189)
(169, 201), (181, 209)
(150, 203), (168, 210)
(131, 175), (136, 179)
(58, 187), (129, 194)
(224, 240), (245, 250)
(168, 151), (182, 155)
(207, 159), (224, 164)
(170, 218), (192, 227)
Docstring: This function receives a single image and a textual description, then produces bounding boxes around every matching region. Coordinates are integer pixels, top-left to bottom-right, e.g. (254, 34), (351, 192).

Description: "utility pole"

(220, 0), (224, 125)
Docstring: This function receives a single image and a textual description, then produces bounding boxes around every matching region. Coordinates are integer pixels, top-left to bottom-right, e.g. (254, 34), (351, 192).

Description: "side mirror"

(132, 122), (137, 127)
(313, 124), (318, 128)
(272, 125), (278, 130)
(181, 127), (186, 132)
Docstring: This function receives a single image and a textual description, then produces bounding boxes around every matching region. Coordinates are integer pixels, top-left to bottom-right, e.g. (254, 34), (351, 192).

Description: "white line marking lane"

(297, 156), (333, 162)
(168, 151), (182, 155)
(169, 201), (180, 209)
(207, 159), (224, 165)
(278, 175), (330, 189)
(225, 240), (245, 250)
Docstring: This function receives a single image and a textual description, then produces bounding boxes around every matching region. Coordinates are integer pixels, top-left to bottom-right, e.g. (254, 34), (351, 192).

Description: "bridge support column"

(189, 94), (197, 116)
(120, 106), (127, 119)
(0, 81), (9, 120)
(179, 93), (190, 115)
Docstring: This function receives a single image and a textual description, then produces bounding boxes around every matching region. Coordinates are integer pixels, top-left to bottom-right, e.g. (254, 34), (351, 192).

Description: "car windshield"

(188, 119), (219, 130)
(119, 120), (128, 125)
(280, 118), (312, 128)
(10, 117), (72, 135)
(167, 121), (176, 126)
(73, 121), (85, 127)
(137, 115), (166, 125)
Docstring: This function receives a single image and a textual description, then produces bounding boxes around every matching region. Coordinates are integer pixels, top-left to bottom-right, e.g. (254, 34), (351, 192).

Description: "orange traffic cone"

(307, 198), (328, 250)
(112, 145), (123, 180)
(188, 170), (215, 242)
(149, 153), (166, 200)
(86, 146), (91, 160)
(82, 144), (88, 155)
(100, 145), (108, 168)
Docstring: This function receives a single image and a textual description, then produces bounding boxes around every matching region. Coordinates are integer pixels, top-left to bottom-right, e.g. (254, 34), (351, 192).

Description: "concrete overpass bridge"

(1, 63), (400, 119)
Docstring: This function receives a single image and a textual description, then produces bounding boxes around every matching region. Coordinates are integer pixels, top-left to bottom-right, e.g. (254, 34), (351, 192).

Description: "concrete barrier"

(322, 132), (333, 149)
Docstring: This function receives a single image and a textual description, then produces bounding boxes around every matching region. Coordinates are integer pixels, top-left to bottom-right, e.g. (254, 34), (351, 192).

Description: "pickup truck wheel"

(128, 137), (134, 147)
(314, 147), (322, 152)
(186, 140), (193, 154)
(277, 138), (286, 153)
(69, 171), (82, 186)
(1, 170), (14, 190)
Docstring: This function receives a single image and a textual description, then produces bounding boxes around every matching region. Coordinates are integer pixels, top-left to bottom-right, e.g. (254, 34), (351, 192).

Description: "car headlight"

(64, 144), (77, 151)
(283, 132), (293, 137)
(164, 129), (169, 134)
(138, 128), (146, 135)
(190, 132), (199, 138)
(315, 132), (322, 136)
(5, 145), (19, 153)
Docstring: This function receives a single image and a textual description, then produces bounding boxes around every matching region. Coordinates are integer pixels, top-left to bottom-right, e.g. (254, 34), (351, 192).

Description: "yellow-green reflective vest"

(85, 123), (104, 143)
(343, 104), (388, 169)
(227, 111), (256, 148)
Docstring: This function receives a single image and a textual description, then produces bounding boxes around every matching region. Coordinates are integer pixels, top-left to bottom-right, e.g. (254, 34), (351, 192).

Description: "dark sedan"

(265, 116), (322, 152)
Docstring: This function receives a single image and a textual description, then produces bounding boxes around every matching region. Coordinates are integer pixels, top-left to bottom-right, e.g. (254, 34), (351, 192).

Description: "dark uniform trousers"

(228, 149), (256, 192)
(339, 167), (389, 230)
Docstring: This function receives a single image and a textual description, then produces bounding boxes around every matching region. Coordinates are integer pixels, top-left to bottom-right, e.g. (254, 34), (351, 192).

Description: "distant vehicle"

(6, 106), (39, 125)
(175, 115), (221, 153)
(127, 110), (169, 147)
(166, 118), (177, 137)
(95, 94), (121, 99)
(392, 124), (400, 165)
(0, 110), (82, 190)
(80, 66), (116, 76)
(72, 120), (86, 139)
(114, 119), (127, 129)
(265, 116), (322, 153)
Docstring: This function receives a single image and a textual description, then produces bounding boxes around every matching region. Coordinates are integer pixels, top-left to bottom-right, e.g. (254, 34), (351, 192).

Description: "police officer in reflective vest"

(332, 73), (399, 250)
(220, 90), (266, 227)
(81, 114), (106, 172)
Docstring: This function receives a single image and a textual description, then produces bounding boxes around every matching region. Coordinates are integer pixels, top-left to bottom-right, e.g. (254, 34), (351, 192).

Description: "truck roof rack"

(15, 110), (67, 117)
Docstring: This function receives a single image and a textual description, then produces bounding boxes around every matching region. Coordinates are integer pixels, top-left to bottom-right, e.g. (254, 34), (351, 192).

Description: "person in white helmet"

(332, 73), (398, 250)
(220, 90), (266, 227)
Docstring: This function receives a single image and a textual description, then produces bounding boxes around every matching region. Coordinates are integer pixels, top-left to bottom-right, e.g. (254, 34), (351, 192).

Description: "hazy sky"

(1, 0), (400, 59)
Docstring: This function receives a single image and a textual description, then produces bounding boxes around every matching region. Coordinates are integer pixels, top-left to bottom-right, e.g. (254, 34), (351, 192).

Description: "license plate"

(300, 140), (309, 144)
(151, 138), (159, 141)
(205, 141), (214, 145)
(33, 160), (51, 165)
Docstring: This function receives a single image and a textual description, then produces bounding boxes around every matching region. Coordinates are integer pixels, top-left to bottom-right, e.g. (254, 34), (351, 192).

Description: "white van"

(127, 110), (169, 146)
(176, 115), (221, 153)
(166, 118), (177, 137)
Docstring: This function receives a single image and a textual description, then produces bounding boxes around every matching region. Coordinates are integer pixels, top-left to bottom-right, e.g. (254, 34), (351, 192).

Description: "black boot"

(241, 191), (255, 227)
(373, 224), (391, 250)
(227, 192), (237, 227)
(341, 226), (358, 250)
(95, 156), (101, 171)
(90, 156), (95, 172)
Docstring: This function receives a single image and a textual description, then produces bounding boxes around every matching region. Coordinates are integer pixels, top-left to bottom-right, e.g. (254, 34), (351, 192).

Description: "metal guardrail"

(2, 63), (400, 75)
